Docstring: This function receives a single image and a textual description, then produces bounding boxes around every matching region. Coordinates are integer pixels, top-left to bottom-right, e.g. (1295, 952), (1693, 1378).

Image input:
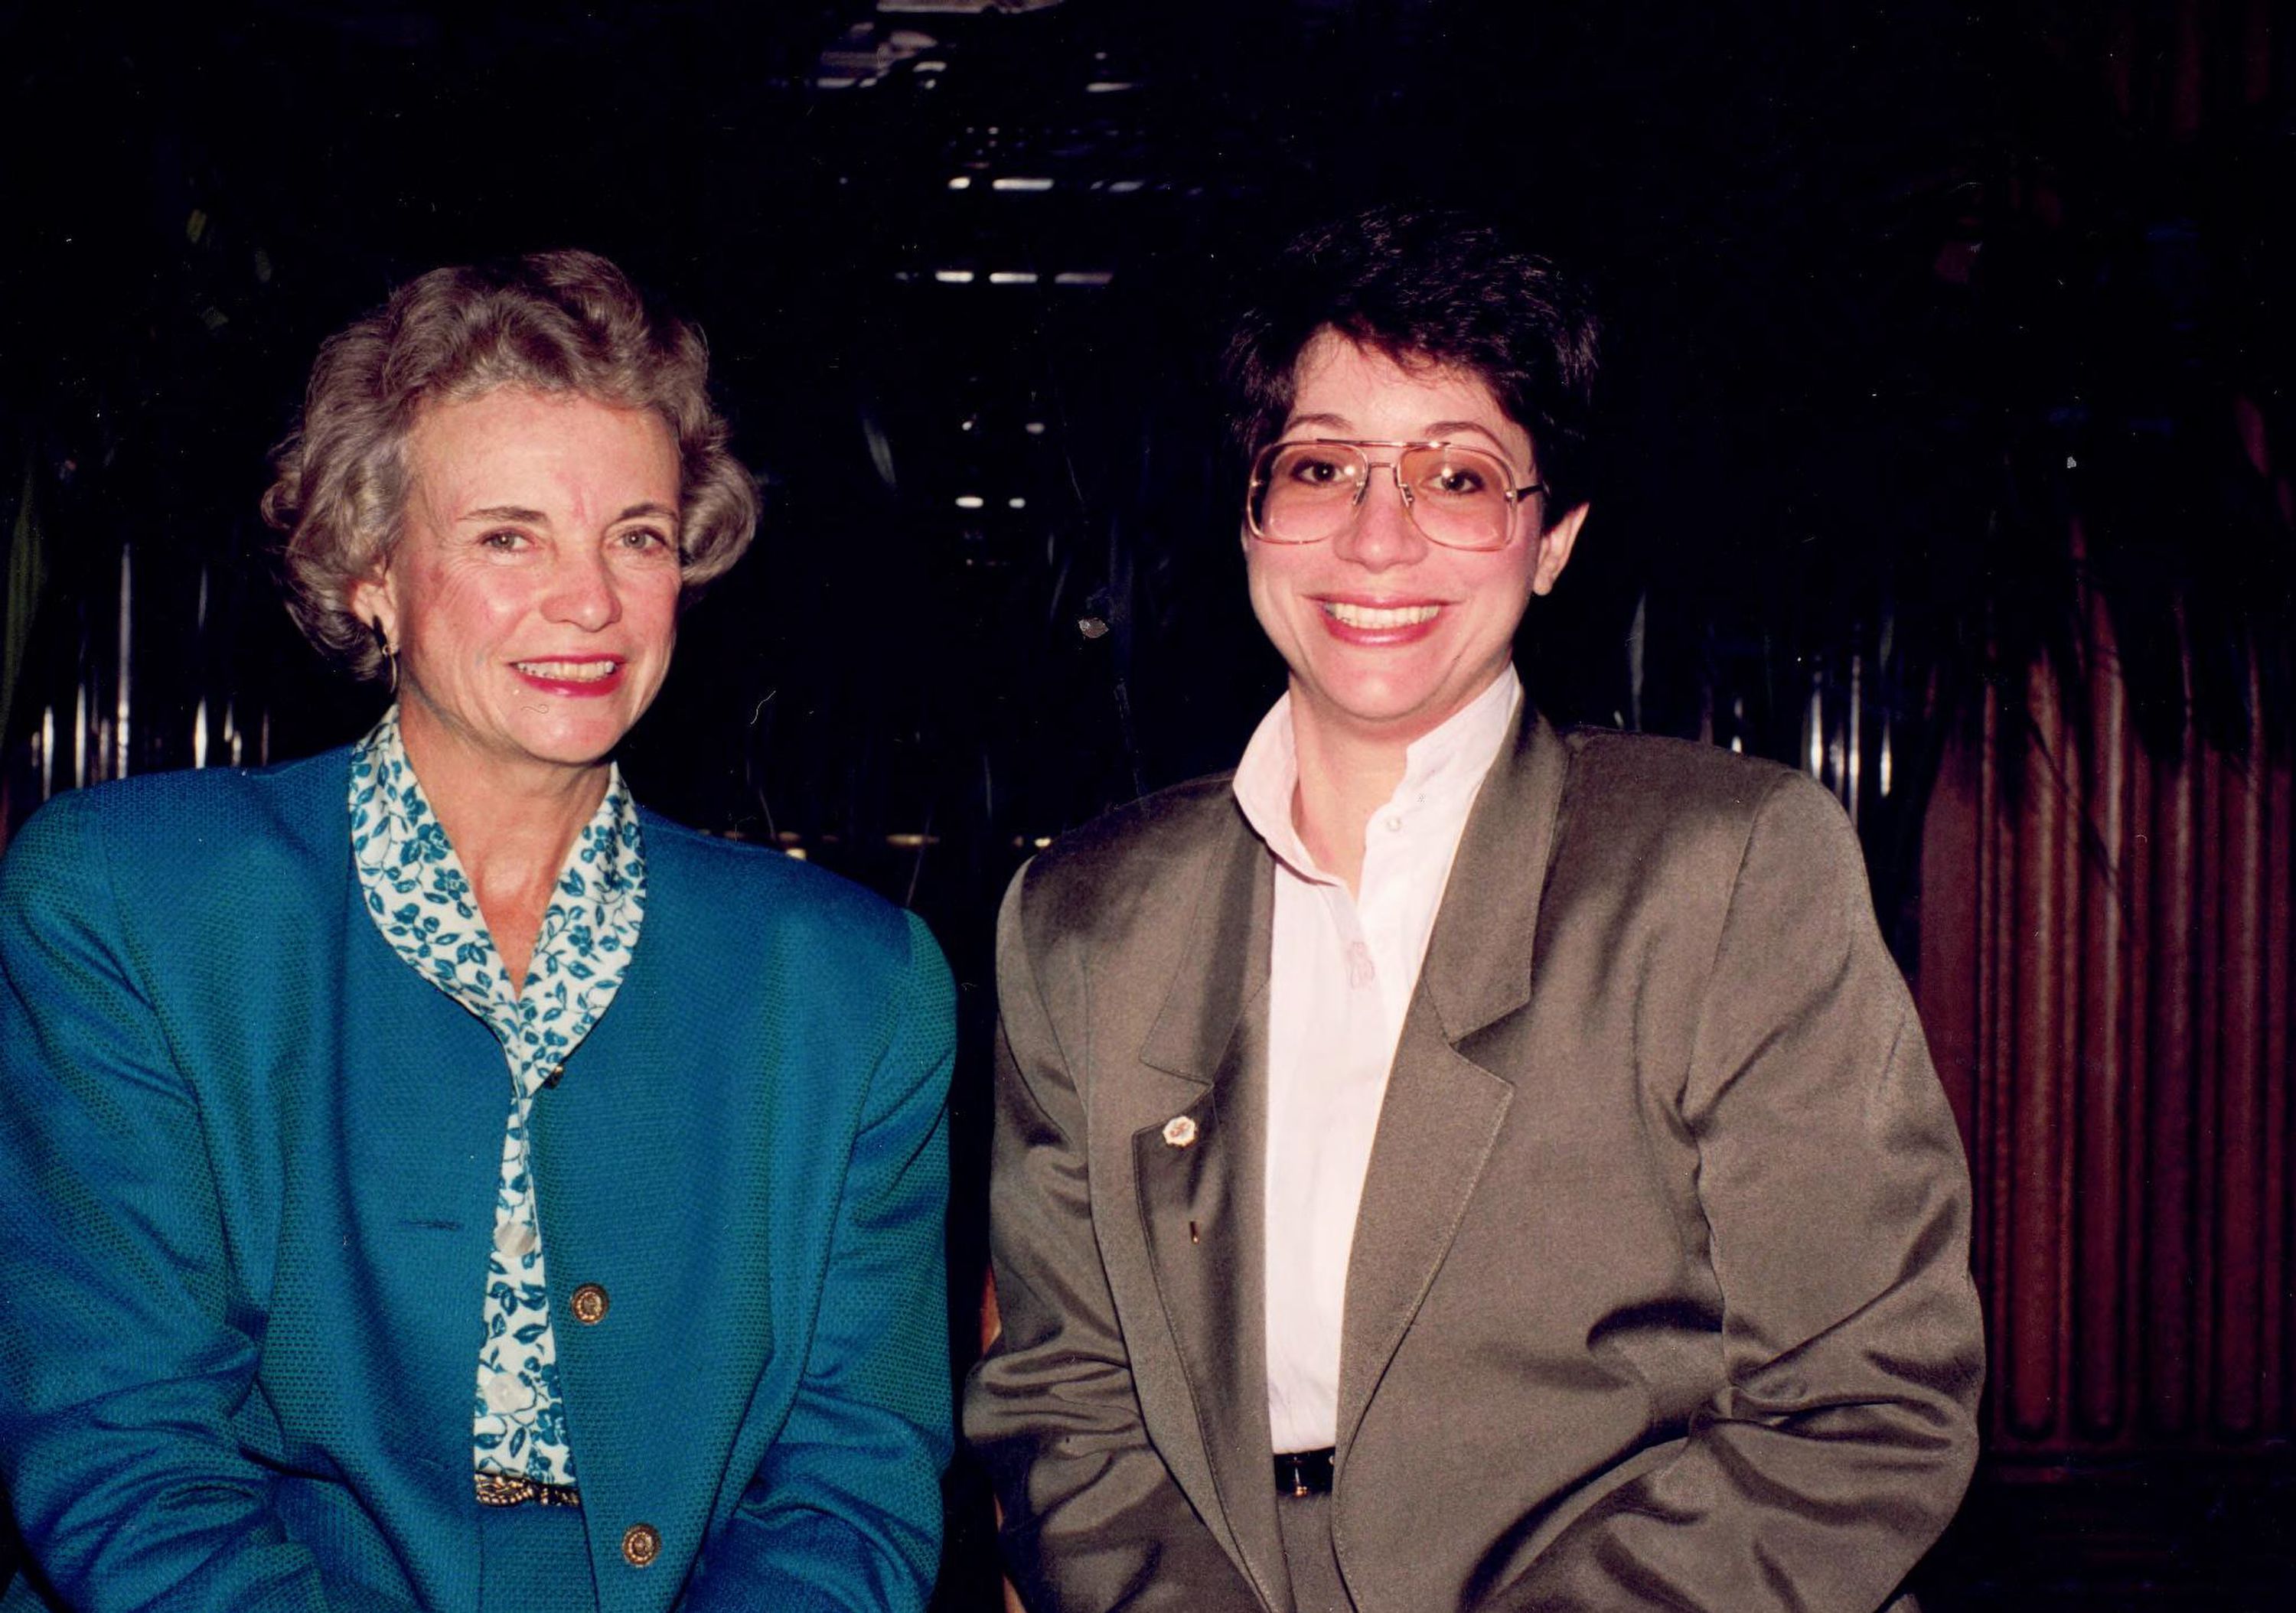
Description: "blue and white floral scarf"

(349, 707), (645, 1487)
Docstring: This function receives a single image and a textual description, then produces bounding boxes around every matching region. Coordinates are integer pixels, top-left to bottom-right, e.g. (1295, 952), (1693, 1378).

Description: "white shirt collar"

(1232, 664), (1522, 882)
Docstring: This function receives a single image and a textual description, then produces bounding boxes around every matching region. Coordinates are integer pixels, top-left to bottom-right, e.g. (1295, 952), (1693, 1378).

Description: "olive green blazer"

(967, 707), (1981, 1613)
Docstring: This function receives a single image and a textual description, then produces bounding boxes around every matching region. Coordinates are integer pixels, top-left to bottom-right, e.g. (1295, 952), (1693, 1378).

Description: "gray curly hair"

(263, 249), (758, 682)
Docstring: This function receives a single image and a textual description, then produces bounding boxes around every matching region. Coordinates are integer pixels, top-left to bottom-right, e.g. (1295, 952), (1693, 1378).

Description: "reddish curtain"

(1918, 596), (2292, 1458)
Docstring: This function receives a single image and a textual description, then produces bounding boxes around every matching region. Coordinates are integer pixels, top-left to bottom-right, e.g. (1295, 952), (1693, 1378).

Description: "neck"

(1287, 711), (1410, 899)
(396, 702), (609, 989)
(1283, 668), (1515, 897)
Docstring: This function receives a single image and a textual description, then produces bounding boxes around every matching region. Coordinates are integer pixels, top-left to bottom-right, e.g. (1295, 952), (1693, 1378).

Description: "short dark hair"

(1222, 206), (1600, 526)
(263, 249), (758, 683)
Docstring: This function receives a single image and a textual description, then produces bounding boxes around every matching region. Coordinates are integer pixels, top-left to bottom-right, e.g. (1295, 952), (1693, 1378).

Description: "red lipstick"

(510, 657), (626, 698)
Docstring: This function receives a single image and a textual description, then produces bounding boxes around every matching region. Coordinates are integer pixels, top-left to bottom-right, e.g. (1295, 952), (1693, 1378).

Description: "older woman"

(0, 252), (954, 1611)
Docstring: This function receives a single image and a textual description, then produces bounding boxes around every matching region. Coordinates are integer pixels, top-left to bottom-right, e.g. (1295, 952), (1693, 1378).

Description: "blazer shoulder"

(1550, 725), (1861, 890)
(638, 808), (931, 972)
(12, 745), (347, 831)
(1557, 725), (1822, 829)
(1015, 771), (1241, 908)
(2, 750), (351, 895)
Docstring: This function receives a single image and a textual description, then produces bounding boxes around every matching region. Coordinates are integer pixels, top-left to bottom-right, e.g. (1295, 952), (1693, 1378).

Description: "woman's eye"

(1427, 464), (1488, 497)
(479, 529), (530, 551)
(616, 527), (673, 554)
(1288, 457), (1346, 485)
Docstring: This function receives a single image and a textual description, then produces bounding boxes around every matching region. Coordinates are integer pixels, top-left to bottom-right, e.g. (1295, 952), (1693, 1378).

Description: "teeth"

(516, 660), (617, 682)
(1325, 601), (1440, 629)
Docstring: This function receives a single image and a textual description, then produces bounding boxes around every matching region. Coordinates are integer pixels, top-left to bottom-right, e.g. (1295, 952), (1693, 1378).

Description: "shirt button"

(1346, 943), (1376, 988)
(1384, 815), (1403, 833)
(621, 1523), (661, 1567)
(569, 1283), (610, 1325)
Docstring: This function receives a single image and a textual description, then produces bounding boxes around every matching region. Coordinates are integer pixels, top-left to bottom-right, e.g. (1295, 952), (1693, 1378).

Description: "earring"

(371, 619), (399, 699)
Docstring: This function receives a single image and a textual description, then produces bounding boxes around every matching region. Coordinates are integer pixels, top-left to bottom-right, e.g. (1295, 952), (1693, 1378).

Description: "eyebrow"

(459, 502), (679, 526)
(1420, 419), (1509, 450)
(1283, 413), (1515, 454)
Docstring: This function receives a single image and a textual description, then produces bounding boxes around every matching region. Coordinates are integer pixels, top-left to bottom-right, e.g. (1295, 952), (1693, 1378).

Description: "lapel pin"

(1162, 1115), (1199, 1149)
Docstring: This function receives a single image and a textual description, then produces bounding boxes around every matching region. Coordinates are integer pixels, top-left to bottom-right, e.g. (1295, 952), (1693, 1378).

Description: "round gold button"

(569, 1283), (609, 1325)
(621, 1522), (660, 1567)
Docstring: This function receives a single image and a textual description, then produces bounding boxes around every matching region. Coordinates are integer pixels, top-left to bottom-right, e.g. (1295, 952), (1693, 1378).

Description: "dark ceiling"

(3, 2), (2288, 953)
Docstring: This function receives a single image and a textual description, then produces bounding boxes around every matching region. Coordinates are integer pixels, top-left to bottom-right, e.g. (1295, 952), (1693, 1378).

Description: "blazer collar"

(1422, 704), (1573, 1044)
(1139, 797), (1272, 1084)
(1332, 705), (1570, 1461)
(1130, 702), (1577, 1528)
(1132, 802), (1293, 1613)
(1139, 703), (1571, 1078)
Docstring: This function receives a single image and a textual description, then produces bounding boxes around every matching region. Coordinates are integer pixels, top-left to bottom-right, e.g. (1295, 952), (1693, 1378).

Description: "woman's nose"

(543, 548), (621, 628)
(1332, 464), (1427, 569)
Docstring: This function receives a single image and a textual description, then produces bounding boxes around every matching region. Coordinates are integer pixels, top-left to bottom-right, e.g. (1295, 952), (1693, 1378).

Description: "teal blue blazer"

(0, 746), (954, 1612)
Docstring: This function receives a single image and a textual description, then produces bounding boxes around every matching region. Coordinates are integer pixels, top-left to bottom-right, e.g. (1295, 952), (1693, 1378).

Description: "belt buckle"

(475, 1471), (583, 1509)
(1274, 1447), (1335, 1497)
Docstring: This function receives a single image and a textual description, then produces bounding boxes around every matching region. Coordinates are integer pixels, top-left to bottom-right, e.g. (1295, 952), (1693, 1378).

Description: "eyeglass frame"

(1244, 437), (1548, 551)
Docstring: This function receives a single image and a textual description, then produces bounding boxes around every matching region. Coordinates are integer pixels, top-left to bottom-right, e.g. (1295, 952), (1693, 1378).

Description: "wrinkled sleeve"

(0, 794), (419, 1613)
(964, 868), (1263, 1613)
(685, 909), (955, 1613)
(1489, 774), (1984, 1612)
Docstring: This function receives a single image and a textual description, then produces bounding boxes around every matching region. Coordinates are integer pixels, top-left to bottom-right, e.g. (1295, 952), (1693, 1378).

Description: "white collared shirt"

(1232, 666), (1521, 1452)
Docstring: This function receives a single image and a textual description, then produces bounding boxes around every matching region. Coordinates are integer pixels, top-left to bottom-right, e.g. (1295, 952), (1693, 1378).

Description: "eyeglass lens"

(1252, 442), (1514, 549)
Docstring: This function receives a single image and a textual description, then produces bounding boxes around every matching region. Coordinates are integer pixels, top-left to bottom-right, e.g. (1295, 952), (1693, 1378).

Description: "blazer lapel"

(1136, 812), (1293, 1613)
(1335, 709), (1573, 1460)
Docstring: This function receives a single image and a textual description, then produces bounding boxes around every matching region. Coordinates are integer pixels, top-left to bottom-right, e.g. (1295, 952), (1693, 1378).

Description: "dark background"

(2, 2), (2291, 1608)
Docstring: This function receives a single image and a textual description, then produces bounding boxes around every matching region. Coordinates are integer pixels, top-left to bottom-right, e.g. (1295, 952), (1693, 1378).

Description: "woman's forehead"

(1285, 332), (1530, 458)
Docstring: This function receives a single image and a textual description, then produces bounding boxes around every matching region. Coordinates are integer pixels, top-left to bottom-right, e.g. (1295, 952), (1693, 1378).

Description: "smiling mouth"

(514, 660), (621, 683)
(1322, 601), (1440, 629)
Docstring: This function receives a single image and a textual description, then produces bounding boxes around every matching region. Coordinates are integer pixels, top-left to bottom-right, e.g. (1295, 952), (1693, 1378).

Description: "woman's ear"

(1531, 502), (1590, 596)
(347, 569), (397, 647)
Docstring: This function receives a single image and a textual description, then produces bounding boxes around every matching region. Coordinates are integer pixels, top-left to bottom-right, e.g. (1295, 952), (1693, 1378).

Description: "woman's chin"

(403, 699), (641, 781)
(508, 719), (634, 772)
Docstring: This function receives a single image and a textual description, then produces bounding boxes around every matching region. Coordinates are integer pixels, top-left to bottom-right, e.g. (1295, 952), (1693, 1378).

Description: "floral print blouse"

(349, 708), (645, 1488)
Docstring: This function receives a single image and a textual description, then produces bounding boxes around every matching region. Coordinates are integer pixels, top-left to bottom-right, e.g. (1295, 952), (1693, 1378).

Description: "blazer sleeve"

(0, 793), (422, 1613)
(1487, 773), (1985, 1613)
(964, 868), (1265, 1613)
(684, 908), (956, 1613)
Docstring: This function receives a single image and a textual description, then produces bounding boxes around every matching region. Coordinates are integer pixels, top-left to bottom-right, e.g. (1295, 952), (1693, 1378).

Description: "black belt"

(1274, 1447), (1336, 1497)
